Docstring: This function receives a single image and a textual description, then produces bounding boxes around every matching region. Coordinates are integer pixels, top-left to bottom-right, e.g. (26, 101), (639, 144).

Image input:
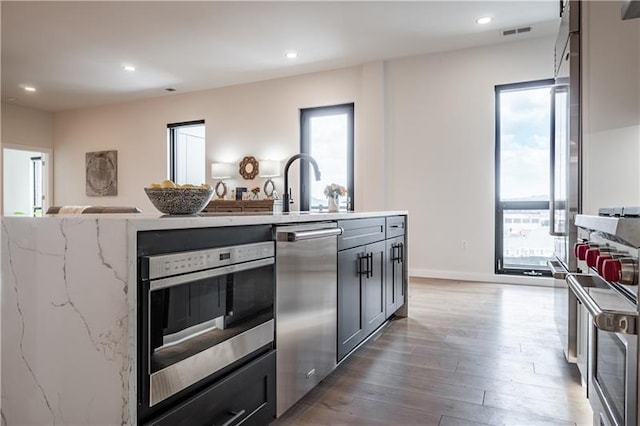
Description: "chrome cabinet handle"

(277, 227), (342, 242)
(566, 274), (638, 334)
(218, 409), (246, 426)
(368, 253), (373, 279)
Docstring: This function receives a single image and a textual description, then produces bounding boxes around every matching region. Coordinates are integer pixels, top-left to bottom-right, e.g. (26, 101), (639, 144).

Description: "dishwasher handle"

(566, 274), (638, 335)
(277, 227), (343, 242)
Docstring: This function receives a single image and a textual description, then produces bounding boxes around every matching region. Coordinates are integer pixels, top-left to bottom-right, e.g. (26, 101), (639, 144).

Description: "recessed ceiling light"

(476, 16), (492, 25)
(285, 51), (298, 59)
(24, 86), (36, 92)
(6, 97), (16, 102)
(123, 64), (136, 72)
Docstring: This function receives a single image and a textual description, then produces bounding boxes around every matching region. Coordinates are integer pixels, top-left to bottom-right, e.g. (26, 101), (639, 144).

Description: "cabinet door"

(363, 240), (386, 335)
(338, 246), (366, 361)
(385, 236), (406, 318)
(395, 238), (406, 311)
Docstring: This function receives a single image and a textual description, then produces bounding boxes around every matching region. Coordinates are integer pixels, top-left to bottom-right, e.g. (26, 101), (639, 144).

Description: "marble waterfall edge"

(1, 217), (131, 425)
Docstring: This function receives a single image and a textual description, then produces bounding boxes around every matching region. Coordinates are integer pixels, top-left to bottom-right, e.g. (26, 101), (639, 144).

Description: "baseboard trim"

(409, 268), (554, 287)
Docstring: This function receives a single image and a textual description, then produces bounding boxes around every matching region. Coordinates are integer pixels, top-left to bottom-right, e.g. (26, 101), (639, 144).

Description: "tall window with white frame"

(495, 80), (556, 276)
(300, 103), (354, 211)
(168, 120), (206, 185)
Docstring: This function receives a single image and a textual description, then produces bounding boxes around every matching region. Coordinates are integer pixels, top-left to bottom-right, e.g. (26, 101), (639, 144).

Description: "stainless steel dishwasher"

(274, 222), (342, 417)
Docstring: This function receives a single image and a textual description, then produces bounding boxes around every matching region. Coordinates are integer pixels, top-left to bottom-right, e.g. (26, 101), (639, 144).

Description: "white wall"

(53, 66), (370, 211)
(52, 37), (554, 284)
(581, 1), (640, 214)
(1, 103), (53, 149)
(384, 37), (555, 283)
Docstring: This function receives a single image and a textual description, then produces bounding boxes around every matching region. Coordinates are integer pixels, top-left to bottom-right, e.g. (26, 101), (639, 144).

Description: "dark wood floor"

(273, 278), (593, 426)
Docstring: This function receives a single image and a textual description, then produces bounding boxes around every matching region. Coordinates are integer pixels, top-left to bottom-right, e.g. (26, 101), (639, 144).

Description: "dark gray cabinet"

(385, 236), (405, 317)
(337, 245), (365, 360)
(385, 216), (406, 319)
(337, 219), (386, 361)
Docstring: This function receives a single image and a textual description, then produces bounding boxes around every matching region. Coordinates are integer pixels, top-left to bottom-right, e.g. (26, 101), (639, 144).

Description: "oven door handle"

(566, 274), (638, 335)
(277, 227), (343, 242)
(547, 260), (568, 279)
(149, 257), (274, 291)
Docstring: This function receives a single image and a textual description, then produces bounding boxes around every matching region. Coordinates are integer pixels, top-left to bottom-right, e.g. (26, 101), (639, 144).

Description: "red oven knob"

(602, 259), (622, 282)
(574, 243), (588, 259)
(585, 248), (601, 268)
(576, 244), (593, 261)
(596, 254), (613, 276)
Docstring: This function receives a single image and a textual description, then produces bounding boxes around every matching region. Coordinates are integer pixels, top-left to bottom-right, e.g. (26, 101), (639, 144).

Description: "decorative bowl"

(144, 187), (214, 215)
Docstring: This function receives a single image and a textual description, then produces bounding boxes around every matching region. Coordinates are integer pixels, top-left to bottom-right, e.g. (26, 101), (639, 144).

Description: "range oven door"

(139, 255), (275, 418)
(566, 274), (638, 426)
(591, 327), (637, 426)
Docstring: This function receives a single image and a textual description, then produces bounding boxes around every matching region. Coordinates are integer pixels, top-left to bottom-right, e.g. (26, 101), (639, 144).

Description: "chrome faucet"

(282, 153), (321, 213)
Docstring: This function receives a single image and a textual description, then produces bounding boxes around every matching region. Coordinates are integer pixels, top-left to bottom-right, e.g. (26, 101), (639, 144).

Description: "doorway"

(3, 147), (50, 216)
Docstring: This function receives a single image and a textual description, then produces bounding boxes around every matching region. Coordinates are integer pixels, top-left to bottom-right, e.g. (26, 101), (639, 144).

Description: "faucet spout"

(282, 153), (322, 213)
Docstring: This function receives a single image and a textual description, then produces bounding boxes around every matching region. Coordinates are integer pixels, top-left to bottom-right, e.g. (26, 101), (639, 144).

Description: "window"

(300, 103), (354, 211)
(495, 80), (555, 276)
(168, 120), (205, 185)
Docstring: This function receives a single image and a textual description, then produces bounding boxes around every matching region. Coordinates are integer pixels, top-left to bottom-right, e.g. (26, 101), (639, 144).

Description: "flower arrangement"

(323, 183), (347, 199)
(251, 186), (260, 199)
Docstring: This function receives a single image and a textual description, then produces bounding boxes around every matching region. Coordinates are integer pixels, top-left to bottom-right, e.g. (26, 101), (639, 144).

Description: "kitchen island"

(1, 211), (407, 426)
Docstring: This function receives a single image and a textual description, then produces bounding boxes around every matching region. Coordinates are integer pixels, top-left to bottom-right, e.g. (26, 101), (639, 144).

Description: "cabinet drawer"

(386, 216), (406, 238)
(146, 350), (276, 426)
(338, 218), (385, 251)
(244, 207), (271, 212)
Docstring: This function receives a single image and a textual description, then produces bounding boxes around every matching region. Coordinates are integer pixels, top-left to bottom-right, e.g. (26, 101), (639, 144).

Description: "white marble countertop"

(3, 210), (407, 231)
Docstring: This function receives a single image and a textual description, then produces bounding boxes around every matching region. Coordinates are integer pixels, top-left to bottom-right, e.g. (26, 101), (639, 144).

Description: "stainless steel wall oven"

(137, 225), (276, 426)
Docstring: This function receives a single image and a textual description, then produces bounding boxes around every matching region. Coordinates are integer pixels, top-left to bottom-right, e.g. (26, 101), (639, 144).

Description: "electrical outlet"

(461, 240), (468, 250)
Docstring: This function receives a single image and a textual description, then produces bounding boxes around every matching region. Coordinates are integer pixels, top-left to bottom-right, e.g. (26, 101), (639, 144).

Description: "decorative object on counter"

(251, 186), (261, 200)
(235, 187), (247, 201)
(86, 150), (117, 196)
(144, 180), (213, 214)
(324, 183), (346, 213)
(211, 162), (232, 199)
(239, 156), (259, 180)
(203, 199), (283, 213)
(259, 160), (281, 199)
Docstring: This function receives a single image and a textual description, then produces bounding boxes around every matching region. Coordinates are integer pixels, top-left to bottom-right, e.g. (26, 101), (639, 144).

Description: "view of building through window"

(497, 83), (555, 272)
(300, 104), (354, 211)
(308, 114), (349, 209)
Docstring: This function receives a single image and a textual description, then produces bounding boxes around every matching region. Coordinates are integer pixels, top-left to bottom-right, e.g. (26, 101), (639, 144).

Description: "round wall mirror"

(239, 156), (259, 180)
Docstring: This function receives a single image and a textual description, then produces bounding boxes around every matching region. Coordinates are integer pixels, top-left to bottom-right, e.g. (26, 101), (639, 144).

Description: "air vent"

(501, 26), (533, 37)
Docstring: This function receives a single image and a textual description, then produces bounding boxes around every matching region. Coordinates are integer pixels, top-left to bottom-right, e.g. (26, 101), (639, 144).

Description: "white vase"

(327, 196), (339, 213)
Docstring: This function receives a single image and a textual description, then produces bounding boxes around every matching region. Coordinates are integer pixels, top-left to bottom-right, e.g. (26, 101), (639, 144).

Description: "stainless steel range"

(568, 211), (640, 426)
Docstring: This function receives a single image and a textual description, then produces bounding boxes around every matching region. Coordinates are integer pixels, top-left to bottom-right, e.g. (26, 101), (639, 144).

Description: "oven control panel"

(145, 241), (275, 280)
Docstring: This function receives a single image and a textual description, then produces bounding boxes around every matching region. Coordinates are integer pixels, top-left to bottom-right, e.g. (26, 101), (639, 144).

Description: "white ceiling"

(1, 1), (559, 113)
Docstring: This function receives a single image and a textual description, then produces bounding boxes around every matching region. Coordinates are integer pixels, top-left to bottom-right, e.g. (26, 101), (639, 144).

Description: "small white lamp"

(259, 160), (281, 198)
(211, 162), (232, 199)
